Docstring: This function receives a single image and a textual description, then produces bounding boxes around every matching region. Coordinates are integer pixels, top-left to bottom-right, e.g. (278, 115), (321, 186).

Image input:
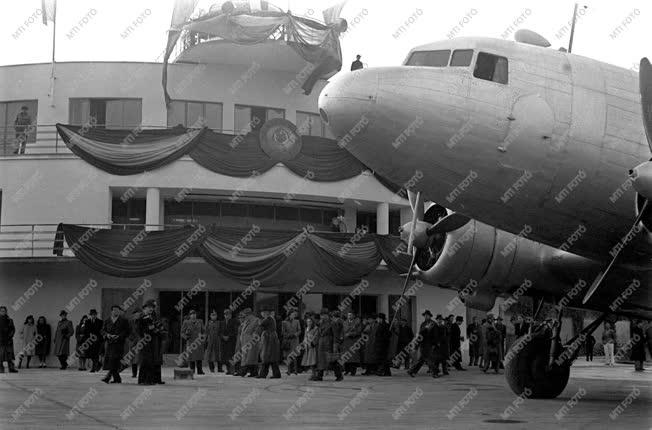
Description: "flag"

(42, 0), (56, 25)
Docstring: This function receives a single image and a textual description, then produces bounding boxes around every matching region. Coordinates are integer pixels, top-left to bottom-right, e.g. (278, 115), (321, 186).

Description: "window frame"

(405, 49), (452, 67)
(296, 110), (327, 137)
(166, 99), (223, 131)
(450, 49), (475, 67)
(68, 97), (142, 128)
(473, 51), (509, 85)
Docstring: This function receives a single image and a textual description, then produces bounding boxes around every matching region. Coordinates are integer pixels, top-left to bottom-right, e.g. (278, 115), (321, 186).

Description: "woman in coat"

(341, 313), (362, 375)
(35, 316), (51, 368)
(204, 310), (222, 373)
(181, 309), (205, 375)
(75, 315), (89, 371)
(301, 314), (319, 378)
(53, 310), (74, 370)
(238, 308), (260, 377)
(282, 311), (301, 375)
(257, 308), (281, 378)
(18, 315), (37, 369)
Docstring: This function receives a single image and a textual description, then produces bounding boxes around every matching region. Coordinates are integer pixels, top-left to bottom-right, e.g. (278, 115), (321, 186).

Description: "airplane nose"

(318, 69), (378, 142)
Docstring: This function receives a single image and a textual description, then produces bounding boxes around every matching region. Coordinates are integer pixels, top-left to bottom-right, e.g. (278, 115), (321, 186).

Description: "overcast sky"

(0, 0), (649, 74)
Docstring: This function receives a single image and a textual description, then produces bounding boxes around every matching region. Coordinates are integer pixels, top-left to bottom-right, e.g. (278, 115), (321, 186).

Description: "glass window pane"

(187, 102), (204, 127)
(234, 105), (252, 132)
(296, 112), (310, 135)
(105, 100), (123, 129)
(167, 101), (186, 127)
(276, 206), (299, 221)
(406, 50), (450, 67)
(0, 102), (7, 154)
(250, 204), (274, 220)
(69, 99), (89, 125)
(123, 99), (142, 127)
(204, 103), (222, 131)
(266, 108), (284, 120)
(300, 208), (322, 225)
(450, 49), (474, 67)
(474, 52), (508, 84)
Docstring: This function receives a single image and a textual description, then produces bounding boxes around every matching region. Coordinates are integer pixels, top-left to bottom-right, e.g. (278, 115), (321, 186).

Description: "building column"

(376, 202), (389, 235)
(146, 188), (162, 231)
(379, 293), (389, 320)
(399, 206), (412, 227)
(343, 203), (357, 233)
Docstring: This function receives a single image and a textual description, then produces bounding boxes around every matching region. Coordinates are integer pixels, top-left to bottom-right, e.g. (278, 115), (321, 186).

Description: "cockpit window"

(450, 49), (474, 67)
(473, 52), (508, 84)
(406, 50), (451, 67)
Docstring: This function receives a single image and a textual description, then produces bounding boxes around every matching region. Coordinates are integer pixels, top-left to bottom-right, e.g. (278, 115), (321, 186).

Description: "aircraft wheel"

(504, 333), (570, 399)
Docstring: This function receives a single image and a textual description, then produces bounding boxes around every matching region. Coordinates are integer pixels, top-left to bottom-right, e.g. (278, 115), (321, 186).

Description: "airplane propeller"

(582, 57), (652, 304)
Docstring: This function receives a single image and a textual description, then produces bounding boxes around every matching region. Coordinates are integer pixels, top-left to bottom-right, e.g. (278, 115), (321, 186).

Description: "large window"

(234, 104), (284, 133)
(69, 98), (142, 129)
(473, 52), (509, 84)
(406, 50), (451, 67)
(296, 111), (332, 138)
(0, 100), (38, 155)
(167, 100), (223, 130)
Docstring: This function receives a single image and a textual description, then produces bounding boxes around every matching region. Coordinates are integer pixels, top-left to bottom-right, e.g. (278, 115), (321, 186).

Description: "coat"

(341, 318), (362, 363)
(204, 320), (222, 362)
(259, 316), (281, 363)
(35, 323), (51, 356)
(416, 320), (435, 360)
(239, 315), (260, 366)
(124, 316), (141, 365)
(630, 326), (646, 362)
(374, 320), (391, 363)
(219, 318), (239, 363)
(0, 315), (16, 361)
(181, 319), (205, 362)
(282, 319), (301, 357)
(101, 316), (130, 370)
(53, 319), (73, 356)
(363, 321), (380, 364)
(450, 323), (462, 351)
(136, 313), (166, 366)
(75, 322), (88, 358)
(83, 318), (103, 358)
(484, 325), (500, 359)
(300, 326), (319, 367)
(316, 319), (340, 370)
(19, 324), (37, 356)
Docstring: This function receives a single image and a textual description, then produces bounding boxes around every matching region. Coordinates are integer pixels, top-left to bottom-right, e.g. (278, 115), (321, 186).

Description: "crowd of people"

(0, 303), (650, 383)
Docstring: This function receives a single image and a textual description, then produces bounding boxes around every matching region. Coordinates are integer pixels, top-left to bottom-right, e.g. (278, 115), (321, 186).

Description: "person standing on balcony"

(13, 106), (32, 155)
(53, 310), (73, 370)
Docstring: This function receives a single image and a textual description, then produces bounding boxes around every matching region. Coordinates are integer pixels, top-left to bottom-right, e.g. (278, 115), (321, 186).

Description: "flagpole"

(49, 0), (57, 107)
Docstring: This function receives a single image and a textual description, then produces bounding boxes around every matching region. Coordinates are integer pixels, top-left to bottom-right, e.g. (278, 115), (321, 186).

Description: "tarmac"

(0, 359), (650, 430)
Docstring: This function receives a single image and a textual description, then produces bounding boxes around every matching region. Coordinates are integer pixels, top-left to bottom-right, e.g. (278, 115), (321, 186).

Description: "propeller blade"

(406, 191), (423, 255)
(640, 58), (652, 152)
(582, 199), (650, 304)
(427, 212), (470, 236)
(390, 252), (418, 328)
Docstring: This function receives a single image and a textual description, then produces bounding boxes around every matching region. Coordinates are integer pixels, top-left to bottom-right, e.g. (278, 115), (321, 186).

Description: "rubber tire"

(504, 333), (570, 399)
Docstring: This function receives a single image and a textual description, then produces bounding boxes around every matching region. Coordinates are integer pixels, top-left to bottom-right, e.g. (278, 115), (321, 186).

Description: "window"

(234, 105), (285, 134)
(0, 100), (38, 155)
(111, 198), (146, 228)
(473, 52), (508, 84)
(70, 98), (142, 129)
(167, 100), (223, 130)
(450, 49), (474, 67)
(406, 50), (451, 67)
(296, 111), (328, 137)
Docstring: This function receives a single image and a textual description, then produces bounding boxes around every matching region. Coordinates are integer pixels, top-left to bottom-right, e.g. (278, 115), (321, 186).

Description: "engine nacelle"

(414, 219), (597, 311)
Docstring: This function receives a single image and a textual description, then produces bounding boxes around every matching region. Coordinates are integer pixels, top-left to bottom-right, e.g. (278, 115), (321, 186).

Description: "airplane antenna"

(568, 3), (587, 53)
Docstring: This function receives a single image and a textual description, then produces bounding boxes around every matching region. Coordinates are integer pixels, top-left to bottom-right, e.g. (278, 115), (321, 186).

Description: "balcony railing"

(0, 124), (235, 157)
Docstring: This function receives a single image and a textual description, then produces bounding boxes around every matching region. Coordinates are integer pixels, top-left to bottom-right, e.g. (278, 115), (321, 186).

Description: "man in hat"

(0, 306), (17, 373)
(362, 313), (380, 375)
(351, 54), (363, 71)
(136, 300), (166, 384)
(432, 315), (449, 376)
(257, 307), (281, 379)
(220, 308), (239, 375)
(408, 310), (436, 377)
(375, 313), (392, 376)
(84, 309), (104, 372)
(467, 316), (480, 366)
(314, 309), (343, 381)
(101, 305), (130, 383)
(495, 316), (507, 369)
(483, 315), (501, 374)
(238, 308), (260, 377)
(181, 309), (205, 375)
(13, 105), (32, 154)
(449, 316), (466, 371)
(54, 310), (74, 369)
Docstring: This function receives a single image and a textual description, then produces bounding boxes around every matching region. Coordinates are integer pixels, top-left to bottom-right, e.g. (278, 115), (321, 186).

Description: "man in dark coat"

(449, 316), (466, 371)
(396, 318), (414, 369)
(84, 309), (103, 372)
(220, 309), (239, 375)
(362, 315), (379, 375)
(350, 54), (363, 71)
(101, 305), (130, 383)
(257, 307), (281, 379)
(0, 306), (17, 373)
(408, 310), (436, 377)
(54, 310), (74, 369)
(495, 316), (507, 369)
(433, 315), (449, 376)
(313, 309), (343, 381)
(467, 316), (480, 366)
(137, 300), (166, 385)
(341, 312), (362, 375)
(513, 314), (529, 337)
(375, 313), (392, 376)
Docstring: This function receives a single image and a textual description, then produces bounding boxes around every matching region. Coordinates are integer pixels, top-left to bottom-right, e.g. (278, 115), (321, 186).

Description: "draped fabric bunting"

(162, 6), (345, 105)
(54, 224), (410, 285)
(55, 123), (368, 181)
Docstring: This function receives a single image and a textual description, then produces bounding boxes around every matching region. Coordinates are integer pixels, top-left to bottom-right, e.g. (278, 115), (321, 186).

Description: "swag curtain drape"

(54, 224), (412, 284)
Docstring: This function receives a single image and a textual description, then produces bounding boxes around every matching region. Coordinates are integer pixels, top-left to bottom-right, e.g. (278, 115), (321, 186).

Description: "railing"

(0, 124), (234, 157)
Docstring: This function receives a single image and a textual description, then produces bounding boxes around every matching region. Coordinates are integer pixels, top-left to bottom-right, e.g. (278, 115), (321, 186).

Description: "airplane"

(318, 29), (652, 398)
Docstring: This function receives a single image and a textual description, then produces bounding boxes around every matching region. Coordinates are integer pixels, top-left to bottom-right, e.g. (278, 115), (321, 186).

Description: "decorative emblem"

(259, 118), (303, 162)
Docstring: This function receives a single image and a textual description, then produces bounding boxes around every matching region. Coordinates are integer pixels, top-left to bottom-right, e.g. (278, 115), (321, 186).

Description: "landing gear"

(504, 310), (608, 399)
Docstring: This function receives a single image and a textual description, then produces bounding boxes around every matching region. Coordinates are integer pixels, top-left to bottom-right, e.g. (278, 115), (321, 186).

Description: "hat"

(456, 316), (464, 321)
(89, 309), (98, 315)
(241, 307), (252, 316)
(331, 310), (341, 318)
(422, 310), (433, 317)
(435, 314), (443, 320)
(447, 314), (455, 320)
(377, 313), (386, 320)
(59, 310), (68, 316)
(143, 299), (156, 309)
